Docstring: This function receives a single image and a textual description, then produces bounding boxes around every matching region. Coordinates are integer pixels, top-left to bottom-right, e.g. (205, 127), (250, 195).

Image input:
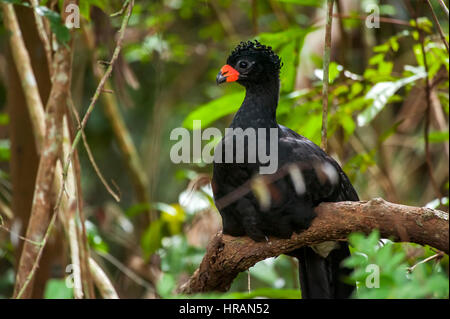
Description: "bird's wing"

(277, 125), (359, 203)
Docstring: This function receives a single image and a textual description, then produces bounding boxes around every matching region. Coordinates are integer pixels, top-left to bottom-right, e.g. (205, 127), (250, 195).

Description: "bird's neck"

(231, 79), (280, 129)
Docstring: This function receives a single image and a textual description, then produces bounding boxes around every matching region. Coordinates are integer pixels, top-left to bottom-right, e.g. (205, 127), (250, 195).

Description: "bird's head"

(216, 40), (282, 87)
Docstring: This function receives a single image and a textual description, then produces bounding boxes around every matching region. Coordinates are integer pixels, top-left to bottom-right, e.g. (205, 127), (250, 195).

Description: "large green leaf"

(357, 66), (426, 126)
(141, 219), (164, 259)
(182, 91), (244, 129)
(44, 279), (73, 299)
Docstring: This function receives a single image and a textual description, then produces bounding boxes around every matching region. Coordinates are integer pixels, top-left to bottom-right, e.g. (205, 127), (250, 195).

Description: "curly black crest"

(227, 40), (283, 72)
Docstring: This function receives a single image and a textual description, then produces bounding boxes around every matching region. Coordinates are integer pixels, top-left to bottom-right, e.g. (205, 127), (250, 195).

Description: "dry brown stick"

(179, 198), (448, 294)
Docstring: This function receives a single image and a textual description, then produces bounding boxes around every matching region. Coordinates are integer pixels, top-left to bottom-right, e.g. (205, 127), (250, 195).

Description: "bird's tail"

(290, 243), (354, 299)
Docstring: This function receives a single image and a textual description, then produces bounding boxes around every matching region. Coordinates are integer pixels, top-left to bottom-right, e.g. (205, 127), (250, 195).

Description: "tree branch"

(179, 198), (448, 294)
(321, 0), (334, 152)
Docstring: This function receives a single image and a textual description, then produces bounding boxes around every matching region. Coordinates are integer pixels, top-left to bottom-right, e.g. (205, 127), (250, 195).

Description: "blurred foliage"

(345, 231), (449, 298)
(43, 279), (74, 299)
(0, 0), (448, 299)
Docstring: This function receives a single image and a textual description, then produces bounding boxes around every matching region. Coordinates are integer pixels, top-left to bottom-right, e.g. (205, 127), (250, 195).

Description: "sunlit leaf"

(183, 91), (244, 129)
(44, 279), (73, 299)
(141, 219), (164, 259)
(357, 67), (426, 126)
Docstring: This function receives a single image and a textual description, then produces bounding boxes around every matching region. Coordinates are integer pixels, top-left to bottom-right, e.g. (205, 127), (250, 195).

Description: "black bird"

(212, 40), (357, 299)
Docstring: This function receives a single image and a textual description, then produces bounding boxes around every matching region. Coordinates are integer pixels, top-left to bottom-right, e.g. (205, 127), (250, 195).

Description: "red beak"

(216, 64), (240, 84)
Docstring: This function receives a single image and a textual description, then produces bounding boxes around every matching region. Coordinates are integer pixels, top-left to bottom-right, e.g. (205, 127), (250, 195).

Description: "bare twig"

(321, 0), (334, 152)
(438, 0), (449, 18)
(82, 23), (151, 219)
(62, 0), (134, 182)
(0, 224), (43, 246)
(89, 258), (119, 299)
(67, 96), (120, 202)
(15, 206), (59, 299)
(110, 0), (130, 17)
(426, 0), (449, 54)
(407, 252), (444, 273)
(179, 198), (448, 294)
(97, 251), (153, 290)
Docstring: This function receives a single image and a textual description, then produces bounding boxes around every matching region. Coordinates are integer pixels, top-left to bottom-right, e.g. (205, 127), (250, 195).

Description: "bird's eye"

(239, 61), (248, 69)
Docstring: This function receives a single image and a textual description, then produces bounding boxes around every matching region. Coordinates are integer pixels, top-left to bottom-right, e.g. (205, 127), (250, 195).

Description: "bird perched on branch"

(212, 40), (358, 299)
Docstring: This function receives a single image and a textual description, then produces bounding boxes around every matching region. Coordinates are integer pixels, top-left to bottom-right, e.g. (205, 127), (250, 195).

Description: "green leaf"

(141, 219), (164, 259)
(357, 67), (426, 126)
(79, 1), (91, 21)
(328, 62), (342, 83)
(44, 279), (73, 299)
(0, 113), (9, 125)
(85, 220), (109, 253)
(0, 139), (10, 162)
(259, 27), (314, 92)
(126, 202), (151, 218)
(248, 259), (280, 287)
(183, 91), (244, 129)
(156, 273), (176, 298)
(35, 6), (71, 45)
(428, 130), (449, 143)
(277, 0), (324, 7)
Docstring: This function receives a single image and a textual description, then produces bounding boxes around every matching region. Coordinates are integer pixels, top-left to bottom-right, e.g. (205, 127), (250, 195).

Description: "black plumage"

(212, 40), (357, 298)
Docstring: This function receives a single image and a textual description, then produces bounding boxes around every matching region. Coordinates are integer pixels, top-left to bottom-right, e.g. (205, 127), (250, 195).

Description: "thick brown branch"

(179, 198), (448, 294)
